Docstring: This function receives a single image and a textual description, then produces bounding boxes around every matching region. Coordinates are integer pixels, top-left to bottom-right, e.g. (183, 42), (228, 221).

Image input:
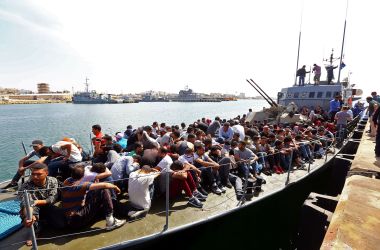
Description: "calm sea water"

(0, 99), (268, 182)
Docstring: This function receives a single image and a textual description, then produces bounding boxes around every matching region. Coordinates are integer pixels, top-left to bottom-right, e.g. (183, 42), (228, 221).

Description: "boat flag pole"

(337, 0), (349, 84)
(294, 0), (304, 86)
(245, 79), (273, 107)
(249, 79), (278, 107)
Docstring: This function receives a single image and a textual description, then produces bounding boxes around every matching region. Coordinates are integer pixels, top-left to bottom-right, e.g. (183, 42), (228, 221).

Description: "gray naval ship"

(72, 78), (117, 104)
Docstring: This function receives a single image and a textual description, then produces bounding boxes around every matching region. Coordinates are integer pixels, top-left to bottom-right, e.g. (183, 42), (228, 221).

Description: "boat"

(171, 86), (222, 102)
(72, 78), (118, 104)
(246, 1), (362, 124)
(140, 91), (170, 102)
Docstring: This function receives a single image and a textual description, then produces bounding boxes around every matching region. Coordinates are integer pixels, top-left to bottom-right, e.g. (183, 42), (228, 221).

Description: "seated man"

(128, 165), (160, 218)
(178, 147), (208, 196)
(93, 134), (114, 163)
(5, 140), (48, 189)
(126, 142), (144, 157)
(18, 163), (61, 247)
(218, 122), (234, 142)
(234, 141), (259, 179)
(39, 140), (82, 178)
(111, 155), (141, 190)
(169, 160), (207, 208)
(115, 132), (128, 150)
(61, 165), (125, 230)
(193, 144), (223, 194)
(155, 147), (173, 194)
(82, 162), (112, 183)
(208, 145), (234, 188)
(316, 126), (335, 153)
(208, 146), (244, 199)
(294, 135), (314, 163)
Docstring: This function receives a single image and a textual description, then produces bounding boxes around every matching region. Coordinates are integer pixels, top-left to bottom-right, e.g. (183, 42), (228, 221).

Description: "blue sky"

(0, 0), (379, 96)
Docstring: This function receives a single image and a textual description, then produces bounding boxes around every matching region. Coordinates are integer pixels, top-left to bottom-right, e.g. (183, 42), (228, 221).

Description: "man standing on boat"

(296, 65), (309, 86)
(325, 65), (338, 84)
(329, 95), (342, 122)
(372, 104), (380, 157)
(312, 64), (321, 85)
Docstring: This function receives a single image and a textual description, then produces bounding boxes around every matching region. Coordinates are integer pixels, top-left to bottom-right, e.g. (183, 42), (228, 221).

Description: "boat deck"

(0, 154), (336, 250)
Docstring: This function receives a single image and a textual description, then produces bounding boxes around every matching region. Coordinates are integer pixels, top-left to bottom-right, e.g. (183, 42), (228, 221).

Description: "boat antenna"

(337, 0), (349, 84)
(85, 77), (89, 92)
(294, 0), (304, 86)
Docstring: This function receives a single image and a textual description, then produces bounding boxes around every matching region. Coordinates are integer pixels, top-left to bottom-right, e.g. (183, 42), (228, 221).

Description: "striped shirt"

(61, 178), (92, 216)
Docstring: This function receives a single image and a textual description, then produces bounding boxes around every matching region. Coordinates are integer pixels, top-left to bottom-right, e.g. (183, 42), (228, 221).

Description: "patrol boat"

(72, 78), (117, 104)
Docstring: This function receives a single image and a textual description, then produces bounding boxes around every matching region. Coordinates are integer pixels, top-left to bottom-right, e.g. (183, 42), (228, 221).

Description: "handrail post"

(24, 190), (38, 250)
(21, 141), (27, 184)
(164, 171), (170, 231)
(285, 151), (294, 185)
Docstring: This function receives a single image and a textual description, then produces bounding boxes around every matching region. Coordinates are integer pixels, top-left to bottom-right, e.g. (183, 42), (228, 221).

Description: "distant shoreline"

(0, 100), (68, 105)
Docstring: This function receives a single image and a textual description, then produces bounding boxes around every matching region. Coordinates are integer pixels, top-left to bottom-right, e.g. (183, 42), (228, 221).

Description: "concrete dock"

(321, 124), (380, 249)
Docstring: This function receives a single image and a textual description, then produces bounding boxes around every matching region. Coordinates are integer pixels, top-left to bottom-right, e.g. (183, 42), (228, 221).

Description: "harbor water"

(0, 99), (268, 182)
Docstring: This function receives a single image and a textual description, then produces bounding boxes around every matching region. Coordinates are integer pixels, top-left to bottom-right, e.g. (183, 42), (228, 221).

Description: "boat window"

(309, 92), (315, 98)
(317, 92), (323, 98)
(326, 92), (332, 98)
(293, 92), (299, 98)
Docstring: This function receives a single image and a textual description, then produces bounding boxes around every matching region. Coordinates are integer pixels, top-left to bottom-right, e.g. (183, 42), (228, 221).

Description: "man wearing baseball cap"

(4, 140), (48, 189)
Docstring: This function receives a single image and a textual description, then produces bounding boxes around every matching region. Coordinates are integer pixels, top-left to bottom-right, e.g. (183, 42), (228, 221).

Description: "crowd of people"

(7, 96), (375, 246)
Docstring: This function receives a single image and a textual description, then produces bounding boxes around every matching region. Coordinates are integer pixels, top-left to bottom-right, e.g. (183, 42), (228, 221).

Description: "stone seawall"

(0, 100), (67, 105)
(321, 121), (380, 249)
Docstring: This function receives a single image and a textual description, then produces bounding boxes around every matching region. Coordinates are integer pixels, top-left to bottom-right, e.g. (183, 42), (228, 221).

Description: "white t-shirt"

(51, 141), (82, 162)
(158, 155), (173, 193)
(232, 124), (245, 141)
(82, 165), (98, 182)
(128, 170), (156, 209)
(157, 155), (173, 172)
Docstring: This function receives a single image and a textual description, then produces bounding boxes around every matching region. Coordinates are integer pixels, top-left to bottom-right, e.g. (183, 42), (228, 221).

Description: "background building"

(37, 83), (50, 94)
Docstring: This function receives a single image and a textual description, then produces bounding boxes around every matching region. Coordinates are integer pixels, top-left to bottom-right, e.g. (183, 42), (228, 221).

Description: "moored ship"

(72, 78), (118, 104)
